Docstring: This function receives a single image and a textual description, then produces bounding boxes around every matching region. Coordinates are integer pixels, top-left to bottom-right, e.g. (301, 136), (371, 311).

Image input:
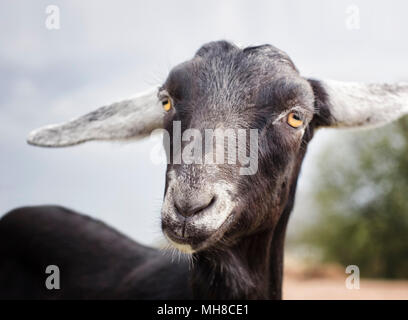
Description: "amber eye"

(162, 99), (172, 112)
(287, 112), (303, 128)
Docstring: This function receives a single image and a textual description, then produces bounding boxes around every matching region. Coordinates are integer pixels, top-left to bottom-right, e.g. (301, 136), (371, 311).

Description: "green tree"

(299, 118), (408, 278)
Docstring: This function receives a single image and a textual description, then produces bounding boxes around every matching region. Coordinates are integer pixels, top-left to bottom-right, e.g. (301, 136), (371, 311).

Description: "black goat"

(1, 41), (407, 299)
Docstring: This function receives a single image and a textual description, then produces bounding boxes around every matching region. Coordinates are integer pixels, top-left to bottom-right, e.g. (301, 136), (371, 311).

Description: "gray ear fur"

(317, 80), (408, 129)
(27, 87), (164, 147)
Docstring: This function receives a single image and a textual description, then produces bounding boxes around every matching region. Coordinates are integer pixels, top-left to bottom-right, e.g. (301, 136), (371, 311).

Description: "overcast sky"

(1, 0), (407, 245)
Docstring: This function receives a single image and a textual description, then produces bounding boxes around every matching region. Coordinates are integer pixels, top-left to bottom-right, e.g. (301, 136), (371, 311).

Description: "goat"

(1, 41), (408, 300)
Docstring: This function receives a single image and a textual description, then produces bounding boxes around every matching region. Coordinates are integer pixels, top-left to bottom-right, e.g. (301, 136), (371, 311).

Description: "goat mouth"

(163, 226), (208, 251)
(161, 182), (237, 253)
(162, 210), (235, 253)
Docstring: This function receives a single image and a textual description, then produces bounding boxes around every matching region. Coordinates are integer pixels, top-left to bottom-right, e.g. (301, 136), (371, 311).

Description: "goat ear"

(309, 79), (408, 129)
(27, 87), (164, 147)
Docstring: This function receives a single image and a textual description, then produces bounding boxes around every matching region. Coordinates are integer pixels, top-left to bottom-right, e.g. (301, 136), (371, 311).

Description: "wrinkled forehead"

(162, 43), (314, 114)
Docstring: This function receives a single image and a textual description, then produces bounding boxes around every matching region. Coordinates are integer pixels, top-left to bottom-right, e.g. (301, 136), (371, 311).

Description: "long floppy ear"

(309, 79), (408, 129)
(27, 87), (164, 147)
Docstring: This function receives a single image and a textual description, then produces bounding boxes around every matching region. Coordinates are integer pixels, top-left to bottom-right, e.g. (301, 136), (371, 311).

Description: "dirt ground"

(282, 258), (408, 300)
(284, 277), (408, 300)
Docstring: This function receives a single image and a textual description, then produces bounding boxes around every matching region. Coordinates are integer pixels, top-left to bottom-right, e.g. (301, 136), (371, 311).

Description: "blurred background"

(1, 0), (407, 299)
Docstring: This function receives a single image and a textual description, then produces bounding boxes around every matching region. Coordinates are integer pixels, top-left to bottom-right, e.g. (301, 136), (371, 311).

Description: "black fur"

(0, 41), (333, 300)
(0, 206), (192, 299)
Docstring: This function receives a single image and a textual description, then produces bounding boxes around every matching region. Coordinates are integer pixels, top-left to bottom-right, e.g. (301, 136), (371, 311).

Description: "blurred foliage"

(299, 118), (408, 279)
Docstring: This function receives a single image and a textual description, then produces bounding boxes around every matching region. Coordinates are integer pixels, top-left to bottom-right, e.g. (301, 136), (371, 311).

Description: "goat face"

(27, 41), (408, 254)
(160, 41), (316, 253)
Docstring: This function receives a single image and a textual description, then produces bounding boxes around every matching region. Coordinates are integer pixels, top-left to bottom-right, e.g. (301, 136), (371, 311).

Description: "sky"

(1, 0), (407, 245)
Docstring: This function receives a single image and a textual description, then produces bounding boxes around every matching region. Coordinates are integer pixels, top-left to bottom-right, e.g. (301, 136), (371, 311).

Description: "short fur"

(1, 40), (408, 300)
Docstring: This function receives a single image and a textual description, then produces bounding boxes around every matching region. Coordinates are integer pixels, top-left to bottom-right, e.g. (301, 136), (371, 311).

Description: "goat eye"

(162, 99), (172, 112)
(287, 112), (303, 128)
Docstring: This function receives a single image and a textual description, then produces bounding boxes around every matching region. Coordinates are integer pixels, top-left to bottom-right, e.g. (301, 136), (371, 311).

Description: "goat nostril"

(191, 196), (216, 216)
(174, 196), (216, 218)
(174, 203), (183, 217)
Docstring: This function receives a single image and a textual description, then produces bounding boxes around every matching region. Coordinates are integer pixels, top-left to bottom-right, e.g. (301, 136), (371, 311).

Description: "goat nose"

(174, 195), (215, 218)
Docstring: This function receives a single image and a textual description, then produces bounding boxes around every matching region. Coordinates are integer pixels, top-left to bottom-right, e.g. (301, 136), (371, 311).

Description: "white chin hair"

(165, 236), (196, 254)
